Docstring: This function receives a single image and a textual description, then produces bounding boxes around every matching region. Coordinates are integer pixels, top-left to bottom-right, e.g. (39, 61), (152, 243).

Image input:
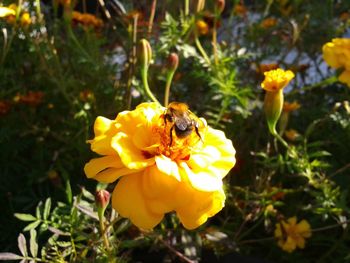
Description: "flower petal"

(112, 173), (163, 230)
(297, 220), (312, 238)
(84, 156), (136, 183)
(179, 162), (223, 192)
(176, 189), (225, 230)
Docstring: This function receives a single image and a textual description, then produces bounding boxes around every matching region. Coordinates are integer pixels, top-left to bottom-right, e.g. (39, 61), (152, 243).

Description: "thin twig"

(159, 238), (197, 263)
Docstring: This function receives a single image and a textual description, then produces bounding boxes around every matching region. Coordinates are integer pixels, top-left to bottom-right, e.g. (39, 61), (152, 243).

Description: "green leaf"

(35, 202), (42, 219)
(65, 180), (72, 205)
(29, 229), (38, 258)
(43, 198), (51, 220)
(17, 234), (27, 257)
(0, 253), (22, 260)
(23, 220), (41, 232)
(14, 213), (37, 222)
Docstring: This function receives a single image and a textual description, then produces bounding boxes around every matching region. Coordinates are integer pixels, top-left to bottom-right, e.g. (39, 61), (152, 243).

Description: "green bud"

(264, 89), (284, 136)
(139, 39), (152, 68)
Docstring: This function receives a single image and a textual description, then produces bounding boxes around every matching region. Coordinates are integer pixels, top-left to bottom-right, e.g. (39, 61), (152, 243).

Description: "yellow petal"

(112, 133), (155, 169)
(338, 70), (350, 87)
(274, 223), (282, 238)
(0, 7), (16, 17)
(176, 189), (225, 229)
(112, 173), (163, 230)
(287, 216), (297, 226)
(93, 116), (114, 136)
(155, 155), (181, 181)
(282, 236), (297, 253)
(322, 42), (341, 69)
(296, 220), (312, 238)
(84, 156), (136, 183)
(295, 236), (306, 249)
(179, 162), (223, 192)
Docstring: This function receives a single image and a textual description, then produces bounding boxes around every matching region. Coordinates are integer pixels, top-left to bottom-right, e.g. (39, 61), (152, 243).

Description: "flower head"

(196, 20), (209, 35)
(260, 17), (277, 29)
(323, 38), (350, 87)
(0, 7), (16, 18)
(261, 68), (295, 92)
(274, 217), (312, 253)
(84, 102), (236, 230)
(283, 101), (300, 112)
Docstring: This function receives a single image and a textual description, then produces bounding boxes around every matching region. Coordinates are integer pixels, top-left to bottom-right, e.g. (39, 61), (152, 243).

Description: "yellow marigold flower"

(283, 101), (300, 112)
(20, 12), (31, 27)
(260, 17), (277, 29)
(84, 102), (236, 230)
(261, 69), (295, 92)
(323, 38), (350, 87)
(274, 217), (312, 253)
(196, 20), (209, 35)
(261, 69), (295, 135)
(0, 7), (16, 17)
(284, 129), (300, 141)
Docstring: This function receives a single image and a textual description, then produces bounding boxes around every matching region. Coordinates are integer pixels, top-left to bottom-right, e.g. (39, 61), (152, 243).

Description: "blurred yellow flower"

(196, 20), (209, 35)
(0, 7), (15, 17)
(84, 102), (236, 230)
(260, 17), (277, 29)
(322, 38), (350, 87)
(283, 101), (300, 112)
(274, 217), (312, 253)
(20, 12), (31, 27)
(261, 69), (295, 92)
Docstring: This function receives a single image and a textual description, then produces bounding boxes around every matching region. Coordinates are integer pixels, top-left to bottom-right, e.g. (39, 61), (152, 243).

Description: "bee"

(164, 102), (202, 146)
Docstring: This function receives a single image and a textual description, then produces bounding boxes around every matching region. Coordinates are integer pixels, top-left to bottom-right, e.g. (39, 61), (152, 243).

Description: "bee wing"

(175, 118), (190, 131)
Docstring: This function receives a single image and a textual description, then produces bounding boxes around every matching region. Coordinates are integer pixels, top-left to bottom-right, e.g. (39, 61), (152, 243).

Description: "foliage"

(1, 0), (350, 262)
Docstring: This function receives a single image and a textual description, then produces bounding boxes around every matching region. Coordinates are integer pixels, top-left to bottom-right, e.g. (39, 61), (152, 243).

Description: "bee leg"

(169, 125), (174, 147)
(194, 122), (202, 141)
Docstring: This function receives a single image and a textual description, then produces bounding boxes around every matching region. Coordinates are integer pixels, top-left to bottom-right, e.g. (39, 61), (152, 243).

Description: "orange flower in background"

(20, 12), (31, 27)
(234, 4), (247, 16)
(322, 38), (350, 87)
(260, 17), (277, 29)
(283, 101), (300, 112)
(14, 91), (44, 107)
(72, 11), (103, 29)
(84, 102), (236, 230)
(0, 101), (11, 116)
(258, 63), (279, 74)
(274, 217), (312, 253)
(284, 129), (300, 141)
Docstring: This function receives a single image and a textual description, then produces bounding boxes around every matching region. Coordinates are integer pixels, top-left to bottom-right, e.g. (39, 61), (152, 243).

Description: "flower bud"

(139, 38), (152, 68)
(166, 53), (179, 72)
(216, 0), (225, 14)
(264, 89), (284, 135)
(95, 189), (110, 211)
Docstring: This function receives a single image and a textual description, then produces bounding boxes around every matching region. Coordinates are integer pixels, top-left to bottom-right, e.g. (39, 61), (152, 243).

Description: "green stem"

(98, 209), (110, 250)
(184, 0), (189, 16)
(164, 71), (175, 106)
(141, 67), (160, 104)
(194, 33), (211, 66)
(271, 129), (289, 149)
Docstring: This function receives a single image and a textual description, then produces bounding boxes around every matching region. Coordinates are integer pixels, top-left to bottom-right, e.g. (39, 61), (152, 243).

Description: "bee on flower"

(84, 102), (236, 230)
(274, 217), (312, 253)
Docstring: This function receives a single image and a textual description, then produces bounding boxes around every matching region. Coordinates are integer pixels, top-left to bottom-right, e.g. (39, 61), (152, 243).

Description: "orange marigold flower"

(283, 101), (300, 112)
(260, 17), (277, 29)
(258, 63), (279, 74)
(0, 101), (11, 116)
(284, 129), (300, 141)
(234, 4), (247, 16)
(15, 91), (44, 107)
(323, 38), (350, 87)
(72, 11), (103, 29)
(84, 102), (236, 230)
(274, 217), (312, 253)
